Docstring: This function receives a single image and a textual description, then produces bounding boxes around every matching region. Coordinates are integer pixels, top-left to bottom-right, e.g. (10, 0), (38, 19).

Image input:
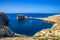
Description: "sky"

(0, 0), (60, 13)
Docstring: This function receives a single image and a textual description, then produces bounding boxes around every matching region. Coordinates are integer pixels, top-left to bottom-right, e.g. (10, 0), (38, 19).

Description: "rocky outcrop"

(17, 14), (28, 20)
(35, 14), (60, 30)
(32, 14), (60, 40)
(0, 25), (15, 37)
(0, 12), (15, 37)
(0, 12), (9, 26)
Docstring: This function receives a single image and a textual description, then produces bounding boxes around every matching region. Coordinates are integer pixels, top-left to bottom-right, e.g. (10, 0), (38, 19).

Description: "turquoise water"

(6, 13), (58, 36)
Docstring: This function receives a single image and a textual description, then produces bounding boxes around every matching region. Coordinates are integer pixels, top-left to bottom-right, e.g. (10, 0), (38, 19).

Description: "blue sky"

(0, 0), (60, 13)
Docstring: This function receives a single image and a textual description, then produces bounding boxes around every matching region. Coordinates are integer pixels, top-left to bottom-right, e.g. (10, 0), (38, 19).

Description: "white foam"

(29, 17), (33, 18)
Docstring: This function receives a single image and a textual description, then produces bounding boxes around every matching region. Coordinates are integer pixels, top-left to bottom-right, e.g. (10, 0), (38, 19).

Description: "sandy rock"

(0, 37), (34, 40)
(33, 14), (60, 40)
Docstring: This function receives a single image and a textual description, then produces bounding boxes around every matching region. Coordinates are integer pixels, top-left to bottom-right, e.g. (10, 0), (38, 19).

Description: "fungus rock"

(17, 14), (28, 20)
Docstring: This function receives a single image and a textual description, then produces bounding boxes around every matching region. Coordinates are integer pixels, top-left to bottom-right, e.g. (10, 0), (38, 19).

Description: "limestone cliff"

(36, 14), (60, 30)
(33, 14), (60, 40)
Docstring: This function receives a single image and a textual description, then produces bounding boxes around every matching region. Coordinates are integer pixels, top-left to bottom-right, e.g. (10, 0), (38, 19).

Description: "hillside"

(33, 14), (60, 40)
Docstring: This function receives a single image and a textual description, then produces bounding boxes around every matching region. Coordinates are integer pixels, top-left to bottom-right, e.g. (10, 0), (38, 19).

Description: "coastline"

(0, 14), (60, 40)
(33, 14), (60, 40)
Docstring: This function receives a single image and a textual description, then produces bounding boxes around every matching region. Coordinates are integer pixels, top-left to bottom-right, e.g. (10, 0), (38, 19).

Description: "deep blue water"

(6, 13), (59, 36)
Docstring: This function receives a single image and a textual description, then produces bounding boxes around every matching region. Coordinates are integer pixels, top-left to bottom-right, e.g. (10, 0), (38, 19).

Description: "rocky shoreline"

(33, 14), (60, 40)
(0, 13), (60, 40)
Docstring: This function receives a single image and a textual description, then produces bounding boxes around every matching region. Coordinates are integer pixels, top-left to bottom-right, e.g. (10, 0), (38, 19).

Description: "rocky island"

(17, 14), (28, 20)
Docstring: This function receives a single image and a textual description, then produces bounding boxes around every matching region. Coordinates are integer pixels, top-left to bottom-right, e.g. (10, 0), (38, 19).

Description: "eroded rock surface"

(33, 14), (60, 40)
(17, 14), (28, 20)
(0, 12), (14, 37)
(0, 12), (9, 26)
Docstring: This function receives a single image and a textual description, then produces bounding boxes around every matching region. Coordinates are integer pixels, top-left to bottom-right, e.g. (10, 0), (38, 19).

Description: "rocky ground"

(0, 14), (60, 40)
(0, 37), (34, 40)
(33, 14), (60, 40)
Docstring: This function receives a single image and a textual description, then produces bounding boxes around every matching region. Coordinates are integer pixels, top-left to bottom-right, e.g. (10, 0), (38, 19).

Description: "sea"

(6, 13), (59, 36)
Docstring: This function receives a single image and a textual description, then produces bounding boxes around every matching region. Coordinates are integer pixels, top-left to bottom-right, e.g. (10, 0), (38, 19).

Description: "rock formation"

(33, 14), (60, 40)
(0, 12), (15, 37)
(35, 14), (60, 30)
(0, 12), (9, 26)
(17, 14), (28, 20)
(0, 25), (15, 37)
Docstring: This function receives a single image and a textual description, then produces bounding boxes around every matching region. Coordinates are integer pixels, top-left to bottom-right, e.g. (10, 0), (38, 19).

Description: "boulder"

(17, 14), (28, 20)
(0, 12), (9, 26)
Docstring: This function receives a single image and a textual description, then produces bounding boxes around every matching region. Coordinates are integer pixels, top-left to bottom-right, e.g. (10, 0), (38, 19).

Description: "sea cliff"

(33, 14), (60, 40)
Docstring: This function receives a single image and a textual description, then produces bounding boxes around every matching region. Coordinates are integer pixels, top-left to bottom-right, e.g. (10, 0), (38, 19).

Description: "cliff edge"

(36, 14), (60, 30)
(33, 14), (60, 40)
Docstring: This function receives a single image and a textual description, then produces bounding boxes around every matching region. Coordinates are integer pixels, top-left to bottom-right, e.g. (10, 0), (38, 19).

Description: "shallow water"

(6, 13), (57, 36)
